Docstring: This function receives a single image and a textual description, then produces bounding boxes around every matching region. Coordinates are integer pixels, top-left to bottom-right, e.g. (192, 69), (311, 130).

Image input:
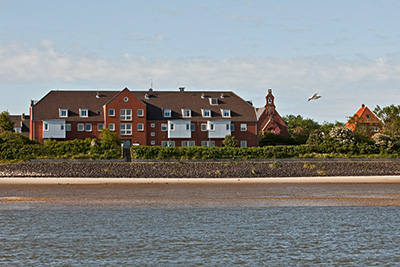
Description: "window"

(137, 109), (144, 117)
(120, 123), (132, 135)
(137, 123), (144, 131)
(151, 132), (155, 137)
(161, 124), (168, 131)
(77, 123), (84, 131)
(202, 109), (211, 118)
(182, 141), (195, 147)
(79, 108), (88, 118)
(98, 124), (104, 131)
(151, 141), (156, 145)
(268, 98), (272, 104)
(85, 123), (92, 132)
(241, 124), (247, 131)
(240, 141), (247, 148)
(209, 122), (215, 131)
(66, 124), (71, 132)
(123, 97), (129, 102)
(170, 123), (175, 131)
(14, 127), (22, 133)
(163, 109), (172, 118)
(201, 124), (207, 131)
(161, 141), (175, 147)
(201, 141), (215, 147)
(226, 124), (230, 131)
(231, 124), (235, 131)
(182, 109), (191, 118)
(221, 109), (231, 118)
(108, 123), (115, 131)
(59, 108), (68, 118)
(210, 98), (218, 105)
(366, 114), (371, 119)
(186, 124), (190, 131)
(60, 125), (64, 131)
(191, 124), (195, 131)
(109, 109), (115, 117)
(44, 123), (49, 131)
(151, 123), (155, 128)
(120, 109), (132, 121)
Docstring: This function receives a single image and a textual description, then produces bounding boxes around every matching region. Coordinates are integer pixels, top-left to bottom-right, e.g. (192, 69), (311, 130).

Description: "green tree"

(222, 134), (239, 147)
(283, 114), (320, 144)
(373, 105), (400, 138)
(0, 111), (14, 132)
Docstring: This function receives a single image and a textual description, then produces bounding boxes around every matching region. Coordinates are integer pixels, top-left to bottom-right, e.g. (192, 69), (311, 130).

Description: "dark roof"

(32, 89), (257, 122)
(32, 90), (118, 121)
(133, 91), (257, 122)
(10, 114), (30, 137)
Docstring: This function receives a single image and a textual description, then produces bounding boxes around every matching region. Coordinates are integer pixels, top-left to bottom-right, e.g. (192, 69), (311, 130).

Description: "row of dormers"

(58, 108), (232, 119)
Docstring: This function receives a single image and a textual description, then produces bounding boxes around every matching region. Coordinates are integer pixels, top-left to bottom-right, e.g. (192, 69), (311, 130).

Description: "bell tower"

(265, 89), (275, 109)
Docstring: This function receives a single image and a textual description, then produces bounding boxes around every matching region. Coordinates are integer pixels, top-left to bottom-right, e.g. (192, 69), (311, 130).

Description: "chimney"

(179, 87), (185, 92)
(361, 104), (365, 108)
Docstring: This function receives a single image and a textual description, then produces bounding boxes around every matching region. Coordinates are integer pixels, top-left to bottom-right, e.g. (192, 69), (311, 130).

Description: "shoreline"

(2, 176), (400, 185)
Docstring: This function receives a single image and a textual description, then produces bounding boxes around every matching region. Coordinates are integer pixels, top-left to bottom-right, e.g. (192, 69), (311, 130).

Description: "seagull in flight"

(308, 93), (321, 102)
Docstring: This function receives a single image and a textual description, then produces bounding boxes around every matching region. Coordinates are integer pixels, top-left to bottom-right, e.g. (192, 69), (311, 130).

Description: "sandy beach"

(1, 175), (400, 184)
(2, 176), (400, 207)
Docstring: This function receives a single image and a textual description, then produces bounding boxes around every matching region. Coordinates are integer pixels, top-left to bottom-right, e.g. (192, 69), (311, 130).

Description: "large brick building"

(29, 87), (259, 147)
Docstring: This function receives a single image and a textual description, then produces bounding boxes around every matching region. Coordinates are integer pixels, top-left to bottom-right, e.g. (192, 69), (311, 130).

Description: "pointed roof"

(345, 104), (381, 130)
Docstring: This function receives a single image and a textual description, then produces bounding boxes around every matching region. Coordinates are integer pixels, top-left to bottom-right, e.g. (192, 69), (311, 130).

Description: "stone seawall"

(1, 160), (400, 178)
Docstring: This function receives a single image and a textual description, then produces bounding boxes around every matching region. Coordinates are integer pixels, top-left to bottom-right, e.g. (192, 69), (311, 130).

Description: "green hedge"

(131, 143), (400, 160)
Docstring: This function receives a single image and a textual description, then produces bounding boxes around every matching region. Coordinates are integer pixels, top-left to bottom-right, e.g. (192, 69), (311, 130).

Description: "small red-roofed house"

(345, 104), (382, 137)
(256, 89), (289, 137)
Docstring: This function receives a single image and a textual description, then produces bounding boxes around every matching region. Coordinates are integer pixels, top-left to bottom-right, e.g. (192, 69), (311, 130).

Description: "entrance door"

(121, 139), (131, 149)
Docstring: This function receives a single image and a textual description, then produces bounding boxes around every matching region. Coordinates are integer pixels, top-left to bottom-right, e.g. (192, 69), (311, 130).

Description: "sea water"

(1, 205), (400, 266)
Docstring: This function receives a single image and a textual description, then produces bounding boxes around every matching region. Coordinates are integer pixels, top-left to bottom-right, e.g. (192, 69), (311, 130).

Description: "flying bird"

(308, 93), (321, 102)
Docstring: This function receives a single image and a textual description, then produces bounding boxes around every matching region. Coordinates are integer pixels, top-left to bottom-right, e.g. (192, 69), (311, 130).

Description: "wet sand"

(2, 176), (400, 207)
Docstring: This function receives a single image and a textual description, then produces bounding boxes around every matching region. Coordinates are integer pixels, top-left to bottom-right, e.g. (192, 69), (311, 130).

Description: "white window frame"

(210, 98), (218, 105)
(161, 141), (175, 147)
(240, 141), (247, 148)
(98, 124), (104, 131)
(181, 141), (196, 147)
(137, 123), (144, 131)
(202, 109), (211, 118)
(44, 123), (49, 131)
(66, 124), (71, 132)
(85, 123), (92, 132)
(59, 108), (68, 118)
(77, 123), (84, 131)
(79, 108), (88, 118)
(221, 109), (231, 118)
(109, 109), (115, 117)
(182, 109), (192, 118)
(201, 124), (207, 131)
(163, 109), (172, 118)
(201, 141), (215, 147)
(137, 109), (144, 117)
(209, 122), (215, 131)
(151, 123), (155, 128)
(108, 123), (115, 131)
(120, 123), (132, 135)
(151, 141), (156, 145)
(120, 109), (132, 121)
(268, 98), (272, 104)
(161, 124), (168, 131)
(170, 122), (175, 131)
(151, 132), (155, 137)
(231, 124), (235, 131)
(240, 123), (247, 131)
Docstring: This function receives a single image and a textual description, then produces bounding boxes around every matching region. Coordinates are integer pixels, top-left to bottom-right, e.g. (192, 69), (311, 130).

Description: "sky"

(1, 0), (400, 123)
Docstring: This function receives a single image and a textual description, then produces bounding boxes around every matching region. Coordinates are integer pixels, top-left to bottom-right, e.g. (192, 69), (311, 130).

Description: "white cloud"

(1, 42), (400, 122)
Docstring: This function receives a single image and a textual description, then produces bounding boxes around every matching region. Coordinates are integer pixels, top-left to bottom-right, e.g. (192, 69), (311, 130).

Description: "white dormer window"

(59, 108), (68, 118)
(221, 109), (231, 118)
(163, 109), (172, 118)
(210, 98), (218, 105)
(202, 109), (211, 118)
(182, 109), (191, 118)
(79, 108), (88, 118)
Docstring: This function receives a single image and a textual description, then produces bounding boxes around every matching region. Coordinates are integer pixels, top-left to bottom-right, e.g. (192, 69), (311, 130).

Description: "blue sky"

(1, 0), (400, 123)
